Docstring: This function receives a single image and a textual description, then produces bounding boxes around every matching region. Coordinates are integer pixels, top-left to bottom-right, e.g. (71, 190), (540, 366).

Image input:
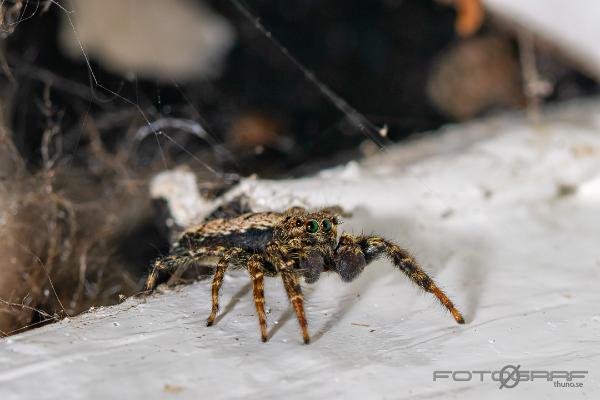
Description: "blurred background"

(0, 0), (598, 336)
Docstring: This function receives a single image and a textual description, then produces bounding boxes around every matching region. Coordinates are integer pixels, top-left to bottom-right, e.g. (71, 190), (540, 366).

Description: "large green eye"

(305, 219), (319, 233)
(322, 219), (332, 232)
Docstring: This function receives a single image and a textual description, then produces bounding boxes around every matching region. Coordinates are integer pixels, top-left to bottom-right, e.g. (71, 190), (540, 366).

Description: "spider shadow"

(311, 277), (366, 342)
(267, 308), (294, 341)
(213, 281), (252, 325)
(267, 285), (317, 341)
(455, 248), (488, 323)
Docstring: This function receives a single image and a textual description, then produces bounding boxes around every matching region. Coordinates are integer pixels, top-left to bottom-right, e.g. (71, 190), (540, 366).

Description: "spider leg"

(145, 246), (226, 291)
(206, 248), (245, 326)
(247, 254), (268, 342)
(334, 233), (465, 324)
(281, 270), (310, 344)
(297, 248), (325, 283)
(265, 243), (311, 344)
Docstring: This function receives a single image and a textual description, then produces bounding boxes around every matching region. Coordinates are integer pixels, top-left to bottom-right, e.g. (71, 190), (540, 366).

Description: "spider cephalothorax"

(146, 205), (464, 344)
(272, 208), (339, 283)
(274, 208), (339, 245)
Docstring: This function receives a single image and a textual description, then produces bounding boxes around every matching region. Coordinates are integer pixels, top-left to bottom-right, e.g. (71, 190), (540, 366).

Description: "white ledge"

(2, 100), (600, 399)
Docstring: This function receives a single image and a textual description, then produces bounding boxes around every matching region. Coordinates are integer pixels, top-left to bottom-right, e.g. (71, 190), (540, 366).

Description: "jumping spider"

(145, 207), (465, 344)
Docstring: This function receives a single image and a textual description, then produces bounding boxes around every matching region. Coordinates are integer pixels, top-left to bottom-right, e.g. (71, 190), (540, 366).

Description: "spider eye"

(305, 219), (319, 233)
(322, 219), (332, 232)
(295, 218), (303, 227)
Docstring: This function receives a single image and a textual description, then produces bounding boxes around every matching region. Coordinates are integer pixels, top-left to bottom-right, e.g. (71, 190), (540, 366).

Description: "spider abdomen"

(187, 228), (274, 252)
(178, 212), (282, 252)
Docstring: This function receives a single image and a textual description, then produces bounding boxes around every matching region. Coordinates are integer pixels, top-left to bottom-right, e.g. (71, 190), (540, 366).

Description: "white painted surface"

(1, 100), (600, 399)
(484, 0), (600, 79)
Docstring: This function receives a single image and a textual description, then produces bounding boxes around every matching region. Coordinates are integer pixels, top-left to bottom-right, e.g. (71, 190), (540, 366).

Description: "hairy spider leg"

(336, 234), (465, 324)
(265, 243), (311, 344)
(247, 255), (268, 342)
(281, 270), (310, 344)
(145, 246), (228, 291)
(206, 248), (245, 326)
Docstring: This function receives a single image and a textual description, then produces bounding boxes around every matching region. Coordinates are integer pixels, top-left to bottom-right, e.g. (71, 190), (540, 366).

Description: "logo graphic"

(433, 365), (588, 390)
(498, 364), (520, 389)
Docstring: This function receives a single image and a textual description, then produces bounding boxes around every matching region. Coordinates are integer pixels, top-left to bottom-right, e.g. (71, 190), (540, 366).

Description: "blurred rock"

(426, 35), (523, 120)
(227, 112), (284, 151)
(59, 0), (235, 81)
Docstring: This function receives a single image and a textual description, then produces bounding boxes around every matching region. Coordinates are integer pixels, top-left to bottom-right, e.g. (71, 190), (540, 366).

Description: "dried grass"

(0, 106), (158, 335)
